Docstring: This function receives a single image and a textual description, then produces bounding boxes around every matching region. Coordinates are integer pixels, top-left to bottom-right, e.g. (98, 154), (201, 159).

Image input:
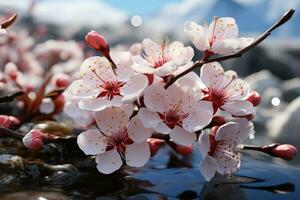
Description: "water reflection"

(0, 145), (299, 199)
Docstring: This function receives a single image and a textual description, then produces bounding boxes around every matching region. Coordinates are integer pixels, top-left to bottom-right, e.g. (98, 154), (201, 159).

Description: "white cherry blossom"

(184, 17), (253, 55)
(77, 105), (152, 174)
(138, 82), (213, 146)
(199, 62), (255, 116)
(132, 39), (194, 77)
(67, 51), (148, 111)
(198, 118), (253, 181)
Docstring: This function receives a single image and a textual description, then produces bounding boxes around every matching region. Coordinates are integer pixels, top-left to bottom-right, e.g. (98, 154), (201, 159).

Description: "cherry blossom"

(184, 17), (253, 55)
(68, 51), (148, 111)
(132, 39), (194, 77)
(138, 82), (213, 146)
(198, 118), (253, 181)
(198, 62), (255, 116)
(77, 105), (152, 174)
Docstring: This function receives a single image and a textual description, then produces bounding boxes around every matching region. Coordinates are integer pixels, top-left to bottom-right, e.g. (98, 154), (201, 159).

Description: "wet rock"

(268, 97), (300, 148)
(245, 70), (281, 94)
(282, 78), (300, 102)
(33, 121), (73, 136)
(0, 191), (70, 200)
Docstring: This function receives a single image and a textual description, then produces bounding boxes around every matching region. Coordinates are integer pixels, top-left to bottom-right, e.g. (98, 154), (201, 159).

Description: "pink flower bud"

(271, 144), (297, 161)
(22, 129), (46, 150)
(0, 115), (10, 128)
(54, 74), (70, 88)
(0, 115), (19, 128)
(85, 31), (110, 57)
(247, 91), (261, 106)
(147, 138), (164, 157)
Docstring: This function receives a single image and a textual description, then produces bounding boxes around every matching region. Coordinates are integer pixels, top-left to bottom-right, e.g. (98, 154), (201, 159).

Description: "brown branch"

(0, 90), (24, 103)
(1, 13), (17, 28)
(165, 9), (295, 88)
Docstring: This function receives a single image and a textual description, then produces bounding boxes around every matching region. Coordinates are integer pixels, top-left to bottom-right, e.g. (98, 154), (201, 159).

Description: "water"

(0, 145), (299, 200)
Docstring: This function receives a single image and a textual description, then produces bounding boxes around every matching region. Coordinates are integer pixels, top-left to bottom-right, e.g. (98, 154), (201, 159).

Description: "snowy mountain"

(149, 0), (300, 37)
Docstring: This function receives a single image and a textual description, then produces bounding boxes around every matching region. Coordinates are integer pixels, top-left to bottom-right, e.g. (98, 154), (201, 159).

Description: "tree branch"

(165, 9), (295, 88)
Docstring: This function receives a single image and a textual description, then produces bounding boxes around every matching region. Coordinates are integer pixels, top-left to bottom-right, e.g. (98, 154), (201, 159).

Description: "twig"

(165, 9), (295, 88)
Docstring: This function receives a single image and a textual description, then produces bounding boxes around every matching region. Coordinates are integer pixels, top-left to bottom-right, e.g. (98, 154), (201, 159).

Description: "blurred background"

(1, 0), (300, 157)
(0, 1), (300, 199)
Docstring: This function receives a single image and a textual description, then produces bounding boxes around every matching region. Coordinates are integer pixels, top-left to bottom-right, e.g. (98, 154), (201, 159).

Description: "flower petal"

(169, 127), (196, 146)
(209, 17), (238, 41)
(125, 142), (150, 167)
(211, 37), (253, 55)
(111, 51), (134, 81)
(68, 80), (98, 98)
(222, 100), (255, 116)
(127, 115), (153, 143)
(95, 105), (133, 134)
(77, 129), (107, 155)
(121, 73), (148, 103)
(143, 83), (168, 112)
(182, 101), (213, 132)
(226, 79), (250, 101)
(200, 156), (222, 181)
(168, 41), (194, 66)
(215, 122), (239, 141)
(78, 98), (111, 111)
(80, 56), (115, 84)
(138, 108), (171, 134)
(95, 149), (123, 174)
(200, 62), (225, 90)
(198, 131), (210, 157)
(184, 21), (210, 51)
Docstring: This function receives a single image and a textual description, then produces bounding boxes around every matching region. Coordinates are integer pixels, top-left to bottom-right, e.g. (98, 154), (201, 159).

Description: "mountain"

(148, 0), (300, 37)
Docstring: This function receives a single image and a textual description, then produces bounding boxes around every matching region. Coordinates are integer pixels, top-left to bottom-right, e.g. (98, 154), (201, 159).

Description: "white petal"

(138, 108), (171, 134)
(127, 115), (152, 143)
(120, 73), (148, 103)
(95, 105), (133, 134)
(215, 122), (239, 141)
(198, 131), (210, 157)
(111, 51), (134, 81)
(125, 142), (150, 167)
(226, 79), (250, 101)
(95, 149), (123, 174)
(77, 129), (107, 155)
(167, 41), (194, 66)
(200, 156), (221, 181)
(68, 80), (98, 98)
(222, 100), (255, 116)
(182, 101), (213, 132)
(132, 55), (154, 74)
(228, 118), (254, 143)
(39, 98), (55, 114)
(169, 127), (196, 146)
(143, 83), (168, 112)
(211, 38), (251, 55)
(209, 17), (238, 41)
(80, 56), (115, 84)
(153, 61), (178, 77)
(141, 38), (161, 61)
(200, 62), (225, 90)
(184, 21), (210, 51)
(78, 98), (111, 111)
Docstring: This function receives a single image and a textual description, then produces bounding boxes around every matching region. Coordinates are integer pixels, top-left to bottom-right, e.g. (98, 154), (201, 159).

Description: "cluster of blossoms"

(66, 17), (261, 180)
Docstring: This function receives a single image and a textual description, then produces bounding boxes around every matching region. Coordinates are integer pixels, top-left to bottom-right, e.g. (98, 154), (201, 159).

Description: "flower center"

(106, 129), (133, 155)
(97, 81), (125, 100)
(152, 57), (169, 69)
(202, 88), (228, 111)
(159, 109), (189, 129)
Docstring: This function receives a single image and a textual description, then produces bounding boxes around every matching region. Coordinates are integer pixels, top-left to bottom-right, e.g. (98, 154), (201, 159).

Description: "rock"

(244, 70), (281, 94)
(268, 97), (300, 148)
(282, 78), (300, 102)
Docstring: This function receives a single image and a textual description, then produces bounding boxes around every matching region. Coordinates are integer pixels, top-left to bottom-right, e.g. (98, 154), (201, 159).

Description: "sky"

(104, 0), (182, 15)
